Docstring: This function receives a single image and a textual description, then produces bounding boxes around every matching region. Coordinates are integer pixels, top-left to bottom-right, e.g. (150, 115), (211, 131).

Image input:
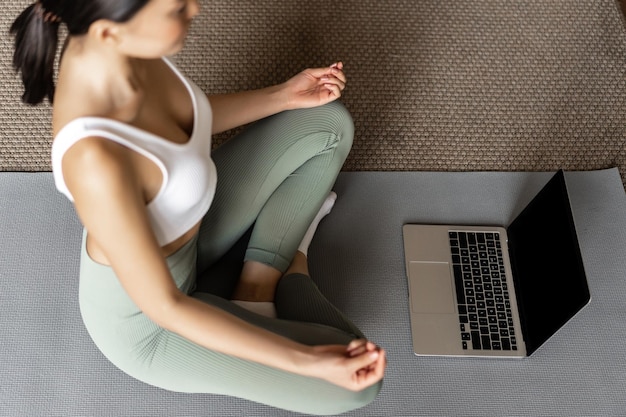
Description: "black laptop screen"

(507, 171), (590, 355)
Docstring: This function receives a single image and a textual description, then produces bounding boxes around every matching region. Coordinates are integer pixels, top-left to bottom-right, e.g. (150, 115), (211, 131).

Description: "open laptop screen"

(507, 171), (590, 355)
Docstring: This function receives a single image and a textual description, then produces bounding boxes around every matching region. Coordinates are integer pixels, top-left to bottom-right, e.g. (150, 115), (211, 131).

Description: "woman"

(10, 0), (386, 414)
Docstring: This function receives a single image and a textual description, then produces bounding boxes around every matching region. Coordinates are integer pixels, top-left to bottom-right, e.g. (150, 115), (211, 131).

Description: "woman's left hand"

(282, 62), (347, 110)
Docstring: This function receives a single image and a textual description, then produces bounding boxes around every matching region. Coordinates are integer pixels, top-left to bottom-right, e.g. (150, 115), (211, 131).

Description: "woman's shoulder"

(52, 56), (138, 173)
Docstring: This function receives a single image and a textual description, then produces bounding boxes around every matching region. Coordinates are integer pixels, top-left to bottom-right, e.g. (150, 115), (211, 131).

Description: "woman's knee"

(277, 101), (353, 164)
(303, 101), (353, 164)
(324, 101), (354, 150)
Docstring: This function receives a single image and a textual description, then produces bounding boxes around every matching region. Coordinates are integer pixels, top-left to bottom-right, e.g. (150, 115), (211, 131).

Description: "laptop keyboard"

(449, 231), (518, 351)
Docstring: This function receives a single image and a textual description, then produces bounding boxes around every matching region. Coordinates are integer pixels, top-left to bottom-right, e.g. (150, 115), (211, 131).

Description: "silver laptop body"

(402, 171), (590, 358)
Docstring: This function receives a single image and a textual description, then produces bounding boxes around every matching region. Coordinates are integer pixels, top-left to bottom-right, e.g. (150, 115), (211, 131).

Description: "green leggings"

(78, 102), (382, 415)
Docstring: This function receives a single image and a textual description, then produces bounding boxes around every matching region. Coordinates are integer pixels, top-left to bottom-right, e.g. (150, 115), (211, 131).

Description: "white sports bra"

(52, 58), (217, 246)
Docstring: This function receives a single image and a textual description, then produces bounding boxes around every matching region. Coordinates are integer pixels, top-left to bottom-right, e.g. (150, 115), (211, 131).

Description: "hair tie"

(34, 1), (62, 24)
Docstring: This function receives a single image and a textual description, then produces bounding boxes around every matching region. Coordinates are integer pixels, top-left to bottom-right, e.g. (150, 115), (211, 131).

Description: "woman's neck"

(53, 38), (157, 134)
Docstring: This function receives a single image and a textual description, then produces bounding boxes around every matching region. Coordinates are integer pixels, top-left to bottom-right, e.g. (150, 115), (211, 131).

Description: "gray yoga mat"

(1, 169), (625, 416)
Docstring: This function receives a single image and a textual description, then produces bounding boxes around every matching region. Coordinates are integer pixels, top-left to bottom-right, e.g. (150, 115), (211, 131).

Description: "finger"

(323, 84), (342, 99)
(361, 350), (386, 382)
(328, 68), (347, 84)
(347, 339), (369, 357)
(324, 65), (347, 84)
(360, 349), (384, 375)
(352, 356), (386, 390)
(319, 77), (345, 95)
(348, 346), (368, 357)
(314, 344), (351, 355)
(305, 66), (337, 79)
(318, 74), (347, 90)
(348, 343), (368, 357)
(347, 349), (380, 374)
(352, 340), (377, 353)
(347, 338), (366, 350)
(319, 76), (346, 91)
(307, 65), (347, 84)
(373, 349), (387, 377)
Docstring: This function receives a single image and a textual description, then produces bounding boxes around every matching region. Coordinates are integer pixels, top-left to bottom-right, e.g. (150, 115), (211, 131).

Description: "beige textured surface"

(2, 1), (625, 183)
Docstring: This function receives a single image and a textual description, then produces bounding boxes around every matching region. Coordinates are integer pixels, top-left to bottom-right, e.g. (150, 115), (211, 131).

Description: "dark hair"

(10, 0), (150, 105)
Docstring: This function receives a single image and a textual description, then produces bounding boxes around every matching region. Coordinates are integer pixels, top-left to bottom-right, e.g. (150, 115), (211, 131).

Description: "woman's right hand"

(305, 339), (386, 391)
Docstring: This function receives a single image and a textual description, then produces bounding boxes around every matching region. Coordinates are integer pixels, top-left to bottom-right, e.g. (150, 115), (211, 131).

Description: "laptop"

(402, 170), (590, 358)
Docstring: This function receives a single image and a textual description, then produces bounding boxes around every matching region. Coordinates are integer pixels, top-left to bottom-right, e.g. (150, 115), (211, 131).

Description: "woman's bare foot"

(230, 192), (338, 317)
(230, 261), (281, 318)
(232, 261), (282, 302)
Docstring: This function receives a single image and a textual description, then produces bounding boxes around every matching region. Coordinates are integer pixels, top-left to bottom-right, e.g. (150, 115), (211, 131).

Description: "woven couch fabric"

(1, 1), (626, 181)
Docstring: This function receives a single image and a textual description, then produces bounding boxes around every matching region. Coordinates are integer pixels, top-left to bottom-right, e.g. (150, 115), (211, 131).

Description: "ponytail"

(10, 3), (61, 105)
(10, 0), (150, 106)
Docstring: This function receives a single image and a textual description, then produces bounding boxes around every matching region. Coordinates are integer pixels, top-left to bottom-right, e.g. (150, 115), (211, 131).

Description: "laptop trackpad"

(408, 262), (455, 314)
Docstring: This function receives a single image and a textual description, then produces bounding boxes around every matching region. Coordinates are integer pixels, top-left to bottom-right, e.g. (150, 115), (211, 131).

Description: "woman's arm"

(62, 137), (384, 391)
(210, 63), (347, 134)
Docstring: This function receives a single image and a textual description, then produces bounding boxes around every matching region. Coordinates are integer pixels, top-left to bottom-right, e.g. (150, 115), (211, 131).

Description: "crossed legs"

(196, 102), (354, 308)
